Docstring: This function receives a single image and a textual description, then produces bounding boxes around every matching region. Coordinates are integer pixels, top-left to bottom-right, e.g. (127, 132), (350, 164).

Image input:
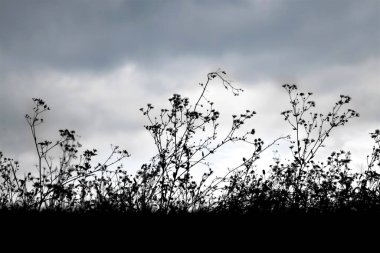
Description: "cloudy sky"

(0, 0), (379, 175)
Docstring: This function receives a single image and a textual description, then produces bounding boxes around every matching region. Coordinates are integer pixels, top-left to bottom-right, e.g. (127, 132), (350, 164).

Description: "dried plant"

(0, 71), (379, 215)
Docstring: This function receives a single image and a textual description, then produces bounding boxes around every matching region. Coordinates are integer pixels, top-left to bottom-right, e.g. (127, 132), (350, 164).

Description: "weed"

(0, 71), (379, 215)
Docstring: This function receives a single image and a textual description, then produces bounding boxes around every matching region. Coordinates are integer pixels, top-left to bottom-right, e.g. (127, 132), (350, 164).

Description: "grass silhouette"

(1, 70), (379, 217)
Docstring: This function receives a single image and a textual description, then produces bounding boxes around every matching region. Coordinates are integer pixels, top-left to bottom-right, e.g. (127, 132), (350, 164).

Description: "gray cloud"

(0, 0), (378, 73)
(0, 0), (379, 171)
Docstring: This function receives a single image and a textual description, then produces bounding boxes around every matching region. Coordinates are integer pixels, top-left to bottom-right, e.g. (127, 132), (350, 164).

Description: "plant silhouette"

(0, 70), (379, 215)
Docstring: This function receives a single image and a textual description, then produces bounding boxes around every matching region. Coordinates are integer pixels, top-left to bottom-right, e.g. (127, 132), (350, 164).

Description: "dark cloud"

(0, 0), (378, 74)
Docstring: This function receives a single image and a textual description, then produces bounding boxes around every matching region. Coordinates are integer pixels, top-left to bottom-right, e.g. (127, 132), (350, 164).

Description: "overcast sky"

(0, 0), (379, 175)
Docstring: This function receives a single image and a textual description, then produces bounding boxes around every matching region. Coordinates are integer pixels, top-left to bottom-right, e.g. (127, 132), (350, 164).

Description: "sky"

(0, 0), (379, 177)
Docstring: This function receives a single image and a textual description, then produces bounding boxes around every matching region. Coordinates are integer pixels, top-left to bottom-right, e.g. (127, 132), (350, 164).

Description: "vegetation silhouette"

(0, 70), (379, 218)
